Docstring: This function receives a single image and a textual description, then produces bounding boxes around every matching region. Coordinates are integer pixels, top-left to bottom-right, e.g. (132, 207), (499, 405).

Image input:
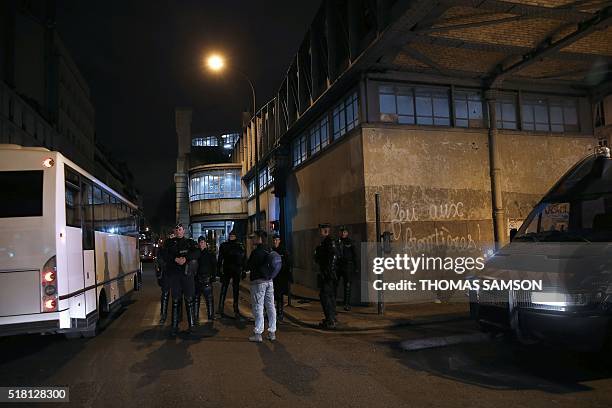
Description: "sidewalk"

(239, 280), (470, 332)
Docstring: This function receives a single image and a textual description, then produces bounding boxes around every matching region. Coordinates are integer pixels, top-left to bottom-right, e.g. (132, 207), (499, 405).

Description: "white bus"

(0, 144), (142, 338)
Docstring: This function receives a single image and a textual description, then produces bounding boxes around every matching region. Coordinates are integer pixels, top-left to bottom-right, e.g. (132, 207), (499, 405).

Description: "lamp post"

(206, 54), (260, 230)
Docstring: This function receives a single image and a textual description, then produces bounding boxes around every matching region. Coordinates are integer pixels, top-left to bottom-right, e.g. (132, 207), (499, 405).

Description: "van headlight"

(531, 291), (590, 308)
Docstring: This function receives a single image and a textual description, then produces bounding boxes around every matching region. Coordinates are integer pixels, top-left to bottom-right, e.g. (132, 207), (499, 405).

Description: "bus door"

(64, 168), (86, 319)
(81, 181), (96, 316)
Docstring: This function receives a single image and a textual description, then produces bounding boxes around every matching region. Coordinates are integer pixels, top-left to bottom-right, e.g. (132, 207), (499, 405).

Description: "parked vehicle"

(0, 144), (142, 338)
(469, 146), (612, 351)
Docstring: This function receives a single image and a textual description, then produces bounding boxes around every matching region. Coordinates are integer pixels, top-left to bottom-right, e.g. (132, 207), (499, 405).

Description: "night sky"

(54, 0), (320, 229)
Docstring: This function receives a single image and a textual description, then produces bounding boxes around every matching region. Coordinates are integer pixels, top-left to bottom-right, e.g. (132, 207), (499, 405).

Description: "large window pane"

(189, 169), (242, 200)
(380, 94), (396, 114)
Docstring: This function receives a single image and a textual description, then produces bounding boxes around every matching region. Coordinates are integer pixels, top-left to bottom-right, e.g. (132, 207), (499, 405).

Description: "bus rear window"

(0, 171), (44, 218)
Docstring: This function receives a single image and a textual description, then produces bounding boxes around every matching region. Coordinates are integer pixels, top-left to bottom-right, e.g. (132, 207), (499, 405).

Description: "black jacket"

(217, 240), (246, 276)
(247, 244), (270, 281)
(196, 249), (217, 286)
(163, 237), (197, 275)
(338, 237), (359, 272)
(272, 245), (292, 293)
(314, 236), (340, 281)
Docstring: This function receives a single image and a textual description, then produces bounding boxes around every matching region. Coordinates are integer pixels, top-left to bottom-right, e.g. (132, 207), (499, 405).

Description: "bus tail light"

(41, 256), (58, 313)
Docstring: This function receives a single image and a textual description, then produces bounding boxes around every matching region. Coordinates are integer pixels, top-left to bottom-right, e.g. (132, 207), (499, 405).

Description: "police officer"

(195, 236), (217, 324)
(337, 226), (358, 311)
(163, 223), (197, 336)
(154, 230), (173, 325)
(272, 233), (292, 322)
(314, 223), (340, 329)
(217, 230), (247, 319)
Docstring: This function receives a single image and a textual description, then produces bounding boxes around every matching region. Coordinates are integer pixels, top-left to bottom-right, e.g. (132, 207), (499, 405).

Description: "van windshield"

(0, 170), (44, 218)
(514, 156), (612, 243)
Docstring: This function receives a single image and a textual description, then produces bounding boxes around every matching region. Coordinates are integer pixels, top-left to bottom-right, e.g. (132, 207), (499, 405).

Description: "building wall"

(361, 125), (596, 260)
(286, 128), (366, 288)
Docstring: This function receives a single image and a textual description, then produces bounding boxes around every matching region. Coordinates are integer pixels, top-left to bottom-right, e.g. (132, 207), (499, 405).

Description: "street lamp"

(204, 53), (260, 230)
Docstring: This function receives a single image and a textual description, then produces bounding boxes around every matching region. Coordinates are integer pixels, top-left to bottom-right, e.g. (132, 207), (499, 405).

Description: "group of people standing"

(155, 223), (292, 341)
(154, 221), (358, 337)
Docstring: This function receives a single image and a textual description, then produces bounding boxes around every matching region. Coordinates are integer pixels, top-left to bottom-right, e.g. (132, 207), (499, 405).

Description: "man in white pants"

(247, 230), (276, 342)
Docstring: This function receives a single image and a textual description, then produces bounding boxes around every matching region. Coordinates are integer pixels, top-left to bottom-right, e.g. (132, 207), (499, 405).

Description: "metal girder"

(450, 0), (595, 22)
(488, 6), (612, 85)
(401, 32), (612, 62)
(416, 14), (526, 33)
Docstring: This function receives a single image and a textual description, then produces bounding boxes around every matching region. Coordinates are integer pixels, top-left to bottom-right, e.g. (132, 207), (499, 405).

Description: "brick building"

(196, 1), (612, 300)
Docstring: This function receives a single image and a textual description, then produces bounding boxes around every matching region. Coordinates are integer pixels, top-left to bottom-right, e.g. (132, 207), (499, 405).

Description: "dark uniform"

(163, 235), (198, 334)
(337, 230), (358, 311)
(314, 225), (340, 328)
(217, 236), (247, 318)
(154, 242), (171, 324)
(272, 244), (292, 321)
(195, 244), (217, 324)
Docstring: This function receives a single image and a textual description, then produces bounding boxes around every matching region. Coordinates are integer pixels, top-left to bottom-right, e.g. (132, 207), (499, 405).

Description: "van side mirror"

(509, 228), (518, 241)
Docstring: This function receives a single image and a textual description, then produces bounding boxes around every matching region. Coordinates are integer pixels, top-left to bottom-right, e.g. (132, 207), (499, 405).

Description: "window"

(64, 168), (82, 228)
(495, 95), (517, 129)
(332, 91), (359, 139)
(378, 85), (450, 126)
(93, 186), (104, 231)
(189, 168), (242, 200)
(82, 181), (94, 249)
(309, 115), (329, 155)
(0, 171), (43, 218)
(192, 136), (219, 147)
(248, 178), (255, 198)
(521, 95), (579, 133)
(292, 133), (307, 167)
(221, 133), (240, 149)
(259, 167), (267, 189)
(454, 91), (484, 128)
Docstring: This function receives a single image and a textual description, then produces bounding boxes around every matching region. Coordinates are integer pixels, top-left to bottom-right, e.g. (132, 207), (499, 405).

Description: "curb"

(238, 281), (471, 333)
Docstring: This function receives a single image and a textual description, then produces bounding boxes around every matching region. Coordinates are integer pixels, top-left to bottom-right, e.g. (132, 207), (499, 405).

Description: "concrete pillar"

(175, 108), (192, 236)
(485, 90), (507, 249)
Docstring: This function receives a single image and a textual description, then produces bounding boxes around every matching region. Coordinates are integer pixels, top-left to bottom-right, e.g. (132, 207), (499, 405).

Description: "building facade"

(235, 0), (612, 300)
(0, 0), (138, 203)
(174, 107), (246, 247)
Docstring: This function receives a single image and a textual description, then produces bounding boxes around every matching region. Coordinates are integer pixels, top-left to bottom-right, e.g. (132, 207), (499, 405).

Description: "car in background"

(139, 230), (158, 262)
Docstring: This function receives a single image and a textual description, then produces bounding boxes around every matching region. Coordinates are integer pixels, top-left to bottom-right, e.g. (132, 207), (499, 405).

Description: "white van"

(470, 147), (612, 351)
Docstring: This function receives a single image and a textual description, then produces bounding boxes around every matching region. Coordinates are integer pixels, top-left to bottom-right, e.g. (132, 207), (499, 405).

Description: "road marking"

(399, 332), (489, 351)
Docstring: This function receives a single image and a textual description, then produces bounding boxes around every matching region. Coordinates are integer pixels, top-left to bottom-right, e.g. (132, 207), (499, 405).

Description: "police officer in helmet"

(314, 223), (340, 329)
(217, 230), (247, 319)
(195, 236), (217, 324)
(162, 223), (198, 336)
(337, 225), (358, 311)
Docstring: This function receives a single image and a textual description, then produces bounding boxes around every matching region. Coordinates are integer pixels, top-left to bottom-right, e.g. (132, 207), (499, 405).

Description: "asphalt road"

(1, 264), (612, 408)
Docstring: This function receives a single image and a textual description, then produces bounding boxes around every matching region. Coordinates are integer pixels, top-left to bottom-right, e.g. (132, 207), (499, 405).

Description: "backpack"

(264, 249), (283, 280)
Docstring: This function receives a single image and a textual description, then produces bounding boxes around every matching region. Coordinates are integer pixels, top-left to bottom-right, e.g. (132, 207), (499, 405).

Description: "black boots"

(194, 296), (201, 326)
(203, 286), (215, 321)
(276, 298), (284, 322)
(170, 299), (180, 336)
(218, 283), (228, 317)
(344, 281), (352, 311)
(159, 291), (169, 324)
(185, 297), (195, 333)
(232, 283), (243, 320)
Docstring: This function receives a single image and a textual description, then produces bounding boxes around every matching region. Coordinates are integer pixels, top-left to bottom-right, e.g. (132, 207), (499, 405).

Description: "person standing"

(247, 230), (277, 343)
(217, 230), (247, 319)
(195, 236), (217, 324)
(271, 233), (292, 321)
(314, 223), (340, 329)
(155, 230), (173, 325)
(337, 226), (358, 311)
(163, 223), (197, 336)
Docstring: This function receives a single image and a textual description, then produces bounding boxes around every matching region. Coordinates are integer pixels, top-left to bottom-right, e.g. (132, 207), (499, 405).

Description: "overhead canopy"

(375, 0), (612, 89)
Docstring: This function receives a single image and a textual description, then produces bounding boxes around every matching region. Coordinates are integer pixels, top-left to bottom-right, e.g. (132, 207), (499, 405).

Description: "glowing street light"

(206, 54), (225, 72)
